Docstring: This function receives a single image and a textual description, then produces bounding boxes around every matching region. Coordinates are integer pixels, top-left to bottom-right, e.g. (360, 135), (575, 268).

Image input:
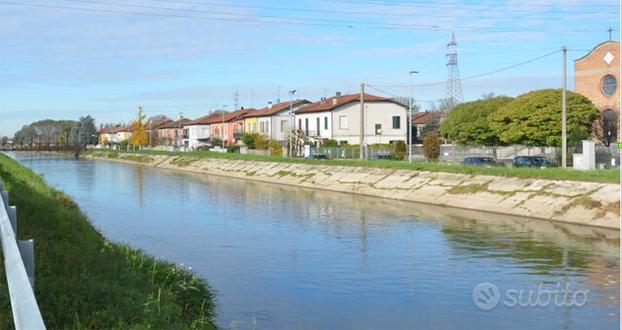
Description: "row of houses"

(97, 92), (440, 149)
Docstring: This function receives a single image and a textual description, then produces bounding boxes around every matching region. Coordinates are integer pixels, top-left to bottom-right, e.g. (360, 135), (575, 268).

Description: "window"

(339, 140), (348, 145)
(392, 116), (401, 129)
(298, 119), (302, 130)
(316, 117), (320, 135)
(305, 118), (309, 136)
(375, 124), (382, 135)
(324, 117), (328, 130)
(280, 120), (288, 132)
(339, 115), (348, 129)
(602, 75), (617, 96)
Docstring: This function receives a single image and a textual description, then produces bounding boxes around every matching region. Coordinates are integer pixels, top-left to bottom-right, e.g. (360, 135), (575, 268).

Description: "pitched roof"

(295, 93), (405, 114)
(244, 99), (310, 118)
(208, 108), (257, 124)
(412, 111), (442, 125)
(159, 118), (193, 129)
(148, 119), (173, 130)
(184, 113), (223, 126)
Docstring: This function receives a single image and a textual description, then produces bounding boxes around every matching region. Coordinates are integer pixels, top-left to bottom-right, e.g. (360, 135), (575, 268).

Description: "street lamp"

(408, 71), (418, 163)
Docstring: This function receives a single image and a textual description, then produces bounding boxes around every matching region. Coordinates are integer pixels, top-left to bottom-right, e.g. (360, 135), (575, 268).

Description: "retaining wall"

(85, 152), (621, 229)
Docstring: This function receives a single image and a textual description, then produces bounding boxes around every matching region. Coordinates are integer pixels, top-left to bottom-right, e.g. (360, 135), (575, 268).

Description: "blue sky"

(0, 0), (619, 136)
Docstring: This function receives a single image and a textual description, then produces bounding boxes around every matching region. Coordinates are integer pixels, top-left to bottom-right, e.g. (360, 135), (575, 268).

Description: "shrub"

(422, 132), (442, 160)
(255, 134), (269, 150)
(323, 139), (339, 147)
(118, 139), (129, 151)
(269, 139), (283, 156)
(241, 133), (256, 148)
(394, 140), (407, 160)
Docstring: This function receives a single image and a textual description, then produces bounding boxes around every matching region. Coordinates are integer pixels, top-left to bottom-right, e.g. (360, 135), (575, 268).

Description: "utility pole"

(561, 46), (567, 169)
(178, 112), (184, 149)
(359, 83), (365, 160)
(222, 105), (227, 149)
(288, 90), (296, 157)
(408, 71), (418, 162)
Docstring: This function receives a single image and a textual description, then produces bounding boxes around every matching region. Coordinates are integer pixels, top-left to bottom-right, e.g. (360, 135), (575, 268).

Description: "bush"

(323, 139), (339, 147)
(422, 132), (442, 160)
(269, 140), (283, 156)
(255, 134), (269, 150)
(394, 140), (407, 160)
(118, 139), (129, 151)
(210, 137), (222, 147)
(241, 133), (256, 148)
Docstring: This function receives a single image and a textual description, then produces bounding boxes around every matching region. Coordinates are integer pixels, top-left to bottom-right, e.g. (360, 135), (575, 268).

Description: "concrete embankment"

(85, 151), (621, 230)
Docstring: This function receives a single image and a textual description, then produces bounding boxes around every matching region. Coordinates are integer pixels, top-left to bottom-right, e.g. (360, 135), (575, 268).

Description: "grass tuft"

(0, 154), (217, 329)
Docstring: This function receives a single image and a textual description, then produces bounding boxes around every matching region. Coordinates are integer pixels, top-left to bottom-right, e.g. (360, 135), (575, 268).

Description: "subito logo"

(472, 282), (500, 311)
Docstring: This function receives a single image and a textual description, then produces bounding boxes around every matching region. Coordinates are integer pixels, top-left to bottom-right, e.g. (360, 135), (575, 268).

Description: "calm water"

(14, 154), (621, 330)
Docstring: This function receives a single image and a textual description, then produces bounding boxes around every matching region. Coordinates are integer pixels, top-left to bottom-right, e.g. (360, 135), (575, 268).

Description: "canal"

(14, 154), (620, 330)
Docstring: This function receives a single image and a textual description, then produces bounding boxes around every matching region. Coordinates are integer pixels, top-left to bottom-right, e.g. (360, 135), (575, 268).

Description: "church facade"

(574, 40), (620, 142)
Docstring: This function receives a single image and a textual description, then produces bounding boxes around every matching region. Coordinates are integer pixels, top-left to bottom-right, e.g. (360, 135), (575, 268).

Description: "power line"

(0, 1), (607, 33)
(372, 49), (561, 88)
(141, 0), (615, 22)
(318, 0), (617, 15)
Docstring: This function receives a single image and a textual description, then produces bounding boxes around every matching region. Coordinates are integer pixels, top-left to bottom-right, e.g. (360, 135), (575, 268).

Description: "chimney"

(336, 92), (342, 97)
(268, 101), (273, 109)
(332, 97), (337, 106)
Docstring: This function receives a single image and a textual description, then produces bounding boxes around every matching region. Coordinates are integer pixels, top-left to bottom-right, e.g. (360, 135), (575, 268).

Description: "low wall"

(85, 152), (621, 229)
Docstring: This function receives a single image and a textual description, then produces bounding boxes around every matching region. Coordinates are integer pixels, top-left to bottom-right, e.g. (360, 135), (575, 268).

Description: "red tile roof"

(244, 99), (310, 118)
(148, 119), (173, 130)
(295, 93), (405, 114)
(208, 108), (257, 124)
(159, 118), (193, 129)
(412, 112), (442, 125)
(184, 113), (223, 126)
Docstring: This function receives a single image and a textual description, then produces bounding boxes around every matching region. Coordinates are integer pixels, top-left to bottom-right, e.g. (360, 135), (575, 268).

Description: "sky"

(0, 0), (619, 136)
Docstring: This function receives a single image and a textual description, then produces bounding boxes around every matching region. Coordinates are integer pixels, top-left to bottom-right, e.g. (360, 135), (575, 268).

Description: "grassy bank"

(86, 149), (620, 184)
(0, 154), (217, 329)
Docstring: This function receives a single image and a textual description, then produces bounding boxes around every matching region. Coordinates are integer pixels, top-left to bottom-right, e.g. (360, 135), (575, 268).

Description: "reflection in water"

(14, 154), (620, 330)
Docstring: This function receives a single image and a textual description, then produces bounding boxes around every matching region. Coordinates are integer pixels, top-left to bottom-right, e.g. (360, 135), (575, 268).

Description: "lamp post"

(408, 71), (418, 162)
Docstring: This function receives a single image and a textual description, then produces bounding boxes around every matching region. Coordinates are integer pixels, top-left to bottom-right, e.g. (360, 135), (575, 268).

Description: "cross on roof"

(608, 27), (613, 41)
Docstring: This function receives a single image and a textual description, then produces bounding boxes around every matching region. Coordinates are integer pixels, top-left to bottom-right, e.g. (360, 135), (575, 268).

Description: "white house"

(183, 113), (221, 149)
(244, 99), (311, 141)
(294, 93), (407, 145)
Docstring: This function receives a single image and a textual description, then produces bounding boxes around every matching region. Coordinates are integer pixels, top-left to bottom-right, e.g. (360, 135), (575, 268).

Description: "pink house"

(208, 108), (256, 146)
(158, 118), (193, 146)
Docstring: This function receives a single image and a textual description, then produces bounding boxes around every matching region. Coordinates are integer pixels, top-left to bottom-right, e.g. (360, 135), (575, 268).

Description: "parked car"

(462, 157), (506, 167)
(512, 156), (557, 168)
(305, 154), (328, 160)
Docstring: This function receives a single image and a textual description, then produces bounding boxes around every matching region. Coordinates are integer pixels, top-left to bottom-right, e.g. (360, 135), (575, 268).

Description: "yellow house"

(244, 116), (258, 134)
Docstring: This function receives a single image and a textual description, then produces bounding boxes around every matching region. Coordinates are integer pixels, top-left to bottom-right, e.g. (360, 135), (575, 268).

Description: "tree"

(70, 116), (97, 145)
(130, 107), (148, 146)
(394, 140), (406, 160)
(14, 119), (76, 145)
(0, 137), (8, 146)
(420, 116), (441, 135)
(422, 132), (442, 160)
(592, 111), (617, 147)
(440, 96), (514, 145)
(489, 89), (599, 146)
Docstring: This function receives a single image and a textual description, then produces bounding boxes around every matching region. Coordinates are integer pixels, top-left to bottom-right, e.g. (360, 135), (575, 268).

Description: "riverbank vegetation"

(85, 149), (619, 184)
(0, 154), (217, 329)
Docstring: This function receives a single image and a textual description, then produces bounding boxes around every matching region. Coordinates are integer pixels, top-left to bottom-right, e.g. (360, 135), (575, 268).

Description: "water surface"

(14, 154), (620, 330)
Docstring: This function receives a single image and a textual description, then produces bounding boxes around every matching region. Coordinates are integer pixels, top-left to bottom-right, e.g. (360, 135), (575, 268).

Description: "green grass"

(85, 149), (620, 184)
(0, 154), (217, 329)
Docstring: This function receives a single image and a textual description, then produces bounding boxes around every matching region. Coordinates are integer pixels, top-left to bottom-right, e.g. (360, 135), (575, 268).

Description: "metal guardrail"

(0, 180), (46, 329)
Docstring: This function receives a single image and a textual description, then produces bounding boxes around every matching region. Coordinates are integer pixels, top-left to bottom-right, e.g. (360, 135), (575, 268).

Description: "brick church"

(575, 40), (620, 142)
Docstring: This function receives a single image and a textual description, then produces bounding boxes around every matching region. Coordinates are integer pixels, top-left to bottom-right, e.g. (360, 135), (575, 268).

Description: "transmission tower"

(445, 33), (463, 111)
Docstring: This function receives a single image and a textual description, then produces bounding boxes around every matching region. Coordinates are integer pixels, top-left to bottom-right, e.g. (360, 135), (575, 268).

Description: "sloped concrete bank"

(85, 152), (621, 229)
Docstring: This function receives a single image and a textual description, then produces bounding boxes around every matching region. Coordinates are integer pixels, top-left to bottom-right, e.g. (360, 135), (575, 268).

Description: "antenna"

(445, 32), (463, 111)
(608, 27), (613, 41)
(234, 90), (239, 110)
